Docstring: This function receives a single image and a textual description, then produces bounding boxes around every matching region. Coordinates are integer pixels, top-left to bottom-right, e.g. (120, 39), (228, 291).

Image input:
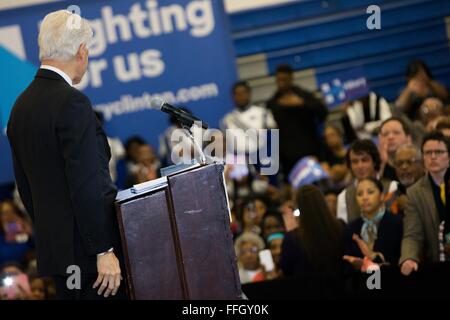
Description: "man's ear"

(76, 43), (87, 61)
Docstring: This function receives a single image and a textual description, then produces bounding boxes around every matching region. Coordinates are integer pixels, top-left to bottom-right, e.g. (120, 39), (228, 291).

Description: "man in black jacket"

(267, 64), (328, 179)
(7, 10), (123, 300)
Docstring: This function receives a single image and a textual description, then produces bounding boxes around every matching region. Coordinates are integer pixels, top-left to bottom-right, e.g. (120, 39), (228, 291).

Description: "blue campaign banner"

(0, 46), (37, 184)
(318, 67), (370, 108)
(0, 0), (237, 184)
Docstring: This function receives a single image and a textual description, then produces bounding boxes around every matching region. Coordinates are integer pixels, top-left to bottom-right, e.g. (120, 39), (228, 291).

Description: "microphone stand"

(180, 123), (207, 165)
(180, 123), (224, 166)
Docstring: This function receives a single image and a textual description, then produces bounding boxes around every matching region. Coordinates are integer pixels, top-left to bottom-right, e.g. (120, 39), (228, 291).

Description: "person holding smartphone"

(0, 201), (34, 267)
(234, 232), (266, 284)
(279, 185), (344, 278)
(0, 263), (32, 300)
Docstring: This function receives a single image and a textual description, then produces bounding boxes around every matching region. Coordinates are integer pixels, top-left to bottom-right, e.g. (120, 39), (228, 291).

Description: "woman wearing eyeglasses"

(343, 177), (403, 270)
(234, 232), (266, 284)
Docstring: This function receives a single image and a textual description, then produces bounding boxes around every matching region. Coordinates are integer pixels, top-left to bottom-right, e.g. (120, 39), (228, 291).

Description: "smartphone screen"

(259, 249), (275, 272)
(4, 222), (28, 243)
(4, 222), (21, 243)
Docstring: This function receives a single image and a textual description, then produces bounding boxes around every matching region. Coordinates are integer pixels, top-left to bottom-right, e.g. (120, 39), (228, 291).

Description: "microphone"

(150, 97), (208, 129)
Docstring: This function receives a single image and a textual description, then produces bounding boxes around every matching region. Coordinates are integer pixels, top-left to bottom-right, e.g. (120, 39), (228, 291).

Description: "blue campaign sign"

(288, 156), (329, 189)
(318, 67), (370, 108)
(0, 0), (237, 184)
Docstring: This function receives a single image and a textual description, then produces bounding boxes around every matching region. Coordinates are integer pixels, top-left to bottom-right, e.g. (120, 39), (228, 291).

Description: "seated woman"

(343, 177), (403, 270)
(279, 185), (344, 277)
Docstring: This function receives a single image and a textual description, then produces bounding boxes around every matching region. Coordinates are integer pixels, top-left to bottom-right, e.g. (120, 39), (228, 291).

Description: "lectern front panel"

(168, 165), (241, 299)
(118, 190), (183, 299)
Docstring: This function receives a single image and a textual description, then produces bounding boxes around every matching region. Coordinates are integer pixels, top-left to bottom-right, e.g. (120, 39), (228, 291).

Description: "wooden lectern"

(115, 163), (242, 300)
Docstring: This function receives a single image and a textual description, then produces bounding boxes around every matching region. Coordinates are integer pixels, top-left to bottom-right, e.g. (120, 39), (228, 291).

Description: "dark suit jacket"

(344, 210), (403, 265)
(7, 68), (121, 276)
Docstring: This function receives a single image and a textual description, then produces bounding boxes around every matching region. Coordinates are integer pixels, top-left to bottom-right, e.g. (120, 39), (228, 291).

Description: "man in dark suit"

(7, 10), (123, 299)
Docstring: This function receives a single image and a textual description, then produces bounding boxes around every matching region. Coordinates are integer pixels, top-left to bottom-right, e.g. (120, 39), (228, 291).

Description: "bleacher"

(231, 0), (450, 104)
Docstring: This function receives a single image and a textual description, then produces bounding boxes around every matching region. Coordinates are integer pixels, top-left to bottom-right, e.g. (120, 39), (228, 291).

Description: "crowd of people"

(1, 59), (450, 299)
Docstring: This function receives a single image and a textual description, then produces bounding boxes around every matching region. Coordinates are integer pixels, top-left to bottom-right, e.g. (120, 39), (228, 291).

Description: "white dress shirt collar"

(40, 65), (73, 86)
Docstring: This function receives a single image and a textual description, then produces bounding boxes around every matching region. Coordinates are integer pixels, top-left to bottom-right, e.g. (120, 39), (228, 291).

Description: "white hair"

(38, 10), (92, 61)
(234, 232), (265, 255)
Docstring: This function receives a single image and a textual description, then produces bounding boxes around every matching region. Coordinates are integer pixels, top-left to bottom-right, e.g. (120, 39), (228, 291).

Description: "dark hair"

(252, 193), (272, 208)
(357, 177), (384, 193)
(323, 188), (339, 196)
(294, 185), (343, 273)
(232, 81), (251, 94)
(421, 130), (450, 153)
(28, 275), (55, 300)
(124, 136), (146, 162)
(406, 59), (433, 79)
(345, 139), (381, 171)
(379, 117), (411, 136)
(125, 136), (145, 150)
(261, 210), (284, 236)
(276, 64), (294, 75)
(273, 185), (294, 207)
(0, 200), (28, 235)
(0, 261), (25, 274)
(436, 118), (450, 131)
(324, 122), (344, 137)
(0, 200), (25, 216)
(262, 210), (283, 224)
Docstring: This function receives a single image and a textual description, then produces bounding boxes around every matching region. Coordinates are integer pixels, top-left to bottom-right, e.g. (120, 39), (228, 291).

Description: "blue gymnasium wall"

(230, 0), (450, 101)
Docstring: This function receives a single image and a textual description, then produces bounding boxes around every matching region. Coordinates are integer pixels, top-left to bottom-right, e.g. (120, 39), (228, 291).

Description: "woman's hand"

(343, 255), (364, 270)
(352, 234), (376, 260)
(343, 234), (378, 271)
(279, 200), (298, 232)
(407, 78), (428, 97)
